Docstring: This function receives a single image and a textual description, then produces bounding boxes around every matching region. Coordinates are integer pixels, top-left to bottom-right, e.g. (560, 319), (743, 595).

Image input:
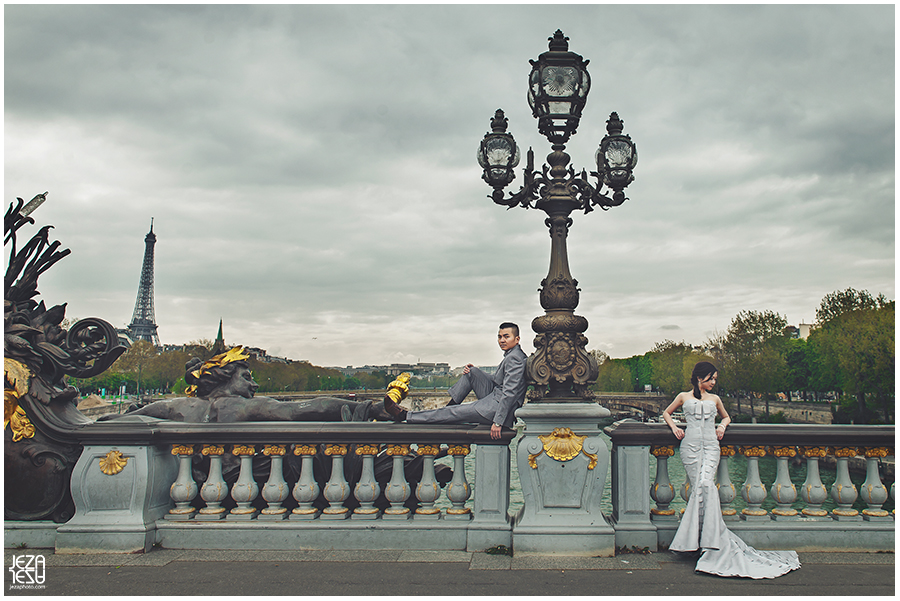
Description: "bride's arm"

(662, 393), (686, 440)
(714, 395), (731, 439)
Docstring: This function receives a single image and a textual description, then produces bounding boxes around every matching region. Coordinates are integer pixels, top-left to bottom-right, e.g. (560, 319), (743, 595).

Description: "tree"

(810, 293), (894, 423)
(815, 288), (885, 324)
(113, 340), (159, 398)
(783, 338), (812, 400)
(596, 359), (633, 392)
(649, 340), (692, 395)
(721, 310), (789, 417)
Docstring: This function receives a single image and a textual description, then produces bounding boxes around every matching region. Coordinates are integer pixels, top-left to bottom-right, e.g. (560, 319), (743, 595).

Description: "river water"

(435, 430), (895, 515)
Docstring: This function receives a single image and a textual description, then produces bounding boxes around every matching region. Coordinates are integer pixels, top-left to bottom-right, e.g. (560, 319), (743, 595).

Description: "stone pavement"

(4, 548), (894, 596)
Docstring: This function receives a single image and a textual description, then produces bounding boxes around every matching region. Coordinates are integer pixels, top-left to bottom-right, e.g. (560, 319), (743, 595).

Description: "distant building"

(798, 323), (815, 340)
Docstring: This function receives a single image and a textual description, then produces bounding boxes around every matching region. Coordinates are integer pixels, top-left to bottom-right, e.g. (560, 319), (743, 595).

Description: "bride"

(661, 361), (801, 579)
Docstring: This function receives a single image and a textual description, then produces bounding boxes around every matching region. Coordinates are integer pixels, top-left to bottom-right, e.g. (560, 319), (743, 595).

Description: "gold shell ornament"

(530, 427), (597, 469)
(99, 450), (128, 475)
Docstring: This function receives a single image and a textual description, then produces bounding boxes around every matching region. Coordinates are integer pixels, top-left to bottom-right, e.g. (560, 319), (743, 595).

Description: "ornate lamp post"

(478, 30), (637, 402)
(478, 30), (637, 556)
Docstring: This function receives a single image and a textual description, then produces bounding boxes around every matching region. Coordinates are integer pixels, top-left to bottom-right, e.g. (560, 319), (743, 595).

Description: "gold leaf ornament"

(5, 359), (35, 442)
(185, 346), (252, 397)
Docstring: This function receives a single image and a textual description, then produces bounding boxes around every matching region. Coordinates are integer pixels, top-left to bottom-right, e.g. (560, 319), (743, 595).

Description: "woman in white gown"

(662, 361), (801, 579)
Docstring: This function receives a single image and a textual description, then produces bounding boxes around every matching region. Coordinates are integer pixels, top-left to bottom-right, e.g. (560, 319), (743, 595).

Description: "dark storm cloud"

(5, 5), (893, 366)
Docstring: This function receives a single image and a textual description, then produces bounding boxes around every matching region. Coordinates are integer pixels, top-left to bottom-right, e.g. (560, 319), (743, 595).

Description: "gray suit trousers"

(405, 368), (496, 425)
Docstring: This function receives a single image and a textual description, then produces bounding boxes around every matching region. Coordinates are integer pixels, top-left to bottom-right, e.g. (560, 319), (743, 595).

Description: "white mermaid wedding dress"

(669, 397), (801, 579)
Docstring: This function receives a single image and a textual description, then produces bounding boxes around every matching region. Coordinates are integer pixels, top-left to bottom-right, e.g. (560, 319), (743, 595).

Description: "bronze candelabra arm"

(488, 147), (546, 210)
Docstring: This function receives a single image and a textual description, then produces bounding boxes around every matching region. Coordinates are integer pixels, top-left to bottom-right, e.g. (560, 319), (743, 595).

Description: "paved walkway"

(4, 548), (894, 596)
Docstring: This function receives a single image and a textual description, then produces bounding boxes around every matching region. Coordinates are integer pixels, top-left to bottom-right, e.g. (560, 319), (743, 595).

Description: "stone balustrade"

(162, 441), (475, 522)
(49, 420), (514, 554)
(6, 417), (894, 556)
(606, 421), (894, 552)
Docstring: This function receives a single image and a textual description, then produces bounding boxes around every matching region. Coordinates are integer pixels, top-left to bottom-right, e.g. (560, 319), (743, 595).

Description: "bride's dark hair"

(691, 361), (718, 399)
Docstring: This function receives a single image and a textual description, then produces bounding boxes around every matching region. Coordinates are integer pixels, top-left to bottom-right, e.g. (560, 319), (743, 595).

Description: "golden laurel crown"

(185, 346), (251, 397)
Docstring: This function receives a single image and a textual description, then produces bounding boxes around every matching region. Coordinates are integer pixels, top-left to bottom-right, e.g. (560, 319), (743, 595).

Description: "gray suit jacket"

(472, 344), (528, 428)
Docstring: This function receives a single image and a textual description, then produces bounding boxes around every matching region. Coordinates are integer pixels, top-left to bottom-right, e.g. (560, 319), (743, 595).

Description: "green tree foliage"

(112, 339), (159, 397)
(596, 359), (633, 392)
(649, 340), (692, 395)
(716, 310), (789, 417)
(809, 292), (894, 423)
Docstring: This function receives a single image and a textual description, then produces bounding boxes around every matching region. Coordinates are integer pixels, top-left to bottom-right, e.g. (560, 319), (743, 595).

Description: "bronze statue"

(99, 346), (392, 423)
(5, 194), (127, 521)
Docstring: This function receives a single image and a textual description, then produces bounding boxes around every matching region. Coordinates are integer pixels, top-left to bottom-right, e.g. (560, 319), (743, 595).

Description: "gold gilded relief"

(739, 446), (767, 458)
(447, 445), (471, 456)
(799, 446), (828, 458)
(386, 444), (410, 456)
(768, 446), (797, 458)
(293, 444), (317, 456)
(5, 358), (34, 442)
(650, 445), (675, 458)
(201, 444), (225, 456)
(262, 445), (286, 456)
(355, 444), (381, 455)
(232, 444), (256, 456)
(171, 445), (194, 456)
(830, 446), (859, 458)
(99, 450), (128, 475)
(719, 445), (736, 457)
(863, 447), (891, 459)
(416, 444), (441, 456)
(324, 444), (347, 456)
(530, 428), (597, 469)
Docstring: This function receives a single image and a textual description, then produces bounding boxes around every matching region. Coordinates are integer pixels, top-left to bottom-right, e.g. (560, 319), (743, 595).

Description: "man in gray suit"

(384, 322), (527, 440)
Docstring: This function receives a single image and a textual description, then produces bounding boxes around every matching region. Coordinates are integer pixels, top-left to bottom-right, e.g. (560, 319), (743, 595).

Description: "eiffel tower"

(127, 219), (160, 346)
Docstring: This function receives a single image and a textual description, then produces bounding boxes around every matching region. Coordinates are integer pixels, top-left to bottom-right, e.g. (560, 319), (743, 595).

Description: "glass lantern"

(527, 30), (591, 145)
(596, 112), (637, 194)
(478, 109), (520, 188)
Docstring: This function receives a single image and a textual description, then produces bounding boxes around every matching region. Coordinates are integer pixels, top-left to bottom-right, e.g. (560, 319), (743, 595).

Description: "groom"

(384, 322), (527, 440)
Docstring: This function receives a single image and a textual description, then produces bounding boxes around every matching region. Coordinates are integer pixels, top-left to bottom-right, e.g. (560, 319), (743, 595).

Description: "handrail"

(66, 418), (517, 446)
(605, 421), (895, 448)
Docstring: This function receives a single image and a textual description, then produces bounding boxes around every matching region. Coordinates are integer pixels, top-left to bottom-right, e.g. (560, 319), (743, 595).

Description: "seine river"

(435, 429), (894, 515)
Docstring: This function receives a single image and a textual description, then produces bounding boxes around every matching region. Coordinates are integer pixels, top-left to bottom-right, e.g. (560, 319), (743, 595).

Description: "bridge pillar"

(511, 402), (615, 556)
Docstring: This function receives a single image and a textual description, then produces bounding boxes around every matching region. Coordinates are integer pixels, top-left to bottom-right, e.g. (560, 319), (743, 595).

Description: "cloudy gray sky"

(5, 5), (894, 369)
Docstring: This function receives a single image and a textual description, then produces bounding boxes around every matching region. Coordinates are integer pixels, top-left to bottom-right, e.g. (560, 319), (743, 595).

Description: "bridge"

(597, 394), (669, 418)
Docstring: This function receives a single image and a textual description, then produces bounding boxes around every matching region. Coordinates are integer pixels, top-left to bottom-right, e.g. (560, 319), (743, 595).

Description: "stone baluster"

(291, 444), (319, 520)
(445, 445), (472, 520)
(649, 445), (677, 521)
(229, 445), (259, 519)
(830, 446), (861, 521)
(321, 444), (351, 519)
(383, 444), (412, 519)
(197, 444), (229, 520)
(739, 446), (768, 520)
(259, 445), (288, 520)
(798, 446), (829, 519)
(353, 444), (382, 519)
(891, 480), (897, 515)
(717, 445), (738, 521)
(415, 444), (442, 519)
(166, 444), (198, 520)
(860, 447), (891, 521)
(768, 446), (799, 520)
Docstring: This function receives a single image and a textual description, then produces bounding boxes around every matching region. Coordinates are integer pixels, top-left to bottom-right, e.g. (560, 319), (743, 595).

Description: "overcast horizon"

(5, 5), (894, 369)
